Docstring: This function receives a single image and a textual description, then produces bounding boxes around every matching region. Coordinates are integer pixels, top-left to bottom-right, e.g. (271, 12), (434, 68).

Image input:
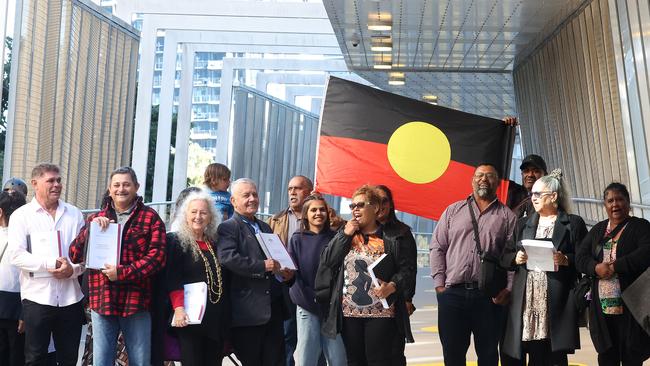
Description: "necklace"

(194, 240), (223, 304)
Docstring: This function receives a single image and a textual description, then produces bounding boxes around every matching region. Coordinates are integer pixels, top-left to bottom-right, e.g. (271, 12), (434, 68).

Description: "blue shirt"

(209, 190), (234, 221)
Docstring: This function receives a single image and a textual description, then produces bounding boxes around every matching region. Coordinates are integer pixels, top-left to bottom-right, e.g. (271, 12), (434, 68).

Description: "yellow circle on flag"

(387, 121), (451, 184)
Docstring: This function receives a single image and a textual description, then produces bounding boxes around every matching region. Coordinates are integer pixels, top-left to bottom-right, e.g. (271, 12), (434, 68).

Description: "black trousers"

(523, 340), (567, 366)
(176, 326), (223, 366)
(0, 318), (25, 366)
(231, 299), (285, 366)
(22, 300), (83, 366)
(598, 315), (645, 366)
(342, 316), (397, 366)
(437, 287), (503, 366)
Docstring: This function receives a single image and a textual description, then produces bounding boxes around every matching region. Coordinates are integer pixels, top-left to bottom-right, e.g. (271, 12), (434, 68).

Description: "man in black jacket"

(217, 178), (293, 365)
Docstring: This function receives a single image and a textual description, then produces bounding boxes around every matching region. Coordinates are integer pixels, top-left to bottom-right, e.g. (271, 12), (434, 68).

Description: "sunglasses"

(531, 191), (553, 199)
(349, 201), (372, 210)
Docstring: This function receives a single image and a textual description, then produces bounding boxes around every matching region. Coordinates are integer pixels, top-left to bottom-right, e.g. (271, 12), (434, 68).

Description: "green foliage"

(144, 105), (177, 202)
(0, 37), (13, 181)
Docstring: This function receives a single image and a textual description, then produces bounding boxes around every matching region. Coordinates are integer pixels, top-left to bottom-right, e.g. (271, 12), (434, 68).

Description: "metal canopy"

(323, 0), (586, 118)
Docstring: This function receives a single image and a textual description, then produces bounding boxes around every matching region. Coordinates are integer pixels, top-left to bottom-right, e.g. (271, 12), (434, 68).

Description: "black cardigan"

(165, 232), (230, 340)
(575, 217), (650, 356)
(318, 221), (417, 342)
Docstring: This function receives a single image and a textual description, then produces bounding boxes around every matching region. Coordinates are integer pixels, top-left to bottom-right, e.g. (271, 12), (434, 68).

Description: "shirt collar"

(29, 197), (63, 214)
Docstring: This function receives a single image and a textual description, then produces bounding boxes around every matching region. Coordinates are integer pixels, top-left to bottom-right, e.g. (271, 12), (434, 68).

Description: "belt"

(449, 282), (479, 290)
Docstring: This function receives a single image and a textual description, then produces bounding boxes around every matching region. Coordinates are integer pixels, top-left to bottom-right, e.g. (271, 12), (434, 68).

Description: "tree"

(144, 105), (178, 202)
(186, 142), (214, 186)
(0, 37), (12, 177)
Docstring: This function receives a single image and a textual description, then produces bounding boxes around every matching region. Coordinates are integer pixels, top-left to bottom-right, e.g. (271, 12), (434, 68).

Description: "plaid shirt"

(69, 197), (166, 316)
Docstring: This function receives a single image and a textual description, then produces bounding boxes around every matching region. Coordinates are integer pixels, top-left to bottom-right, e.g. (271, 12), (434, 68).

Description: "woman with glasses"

(287, 194), (347, 365)
(319, 185), (416, 366)
(500, 169), (587, 365)
(575, 183), (650, 365)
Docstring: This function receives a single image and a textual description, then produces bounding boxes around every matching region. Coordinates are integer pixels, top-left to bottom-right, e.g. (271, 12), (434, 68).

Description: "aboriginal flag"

(314, 77), (515, 220)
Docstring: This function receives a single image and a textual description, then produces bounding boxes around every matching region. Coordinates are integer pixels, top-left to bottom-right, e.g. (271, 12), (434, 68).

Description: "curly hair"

(171, 191), (221, 260)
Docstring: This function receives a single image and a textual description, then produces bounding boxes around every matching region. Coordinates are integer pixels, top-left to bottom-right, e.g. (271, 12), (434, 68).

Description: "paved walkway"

(225, 267), (648, 365)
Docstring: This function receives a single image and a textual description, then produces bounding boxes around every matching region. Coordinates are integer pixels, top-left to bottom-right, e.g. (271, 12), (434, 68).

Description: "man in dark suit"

(217, 178), (293, 366)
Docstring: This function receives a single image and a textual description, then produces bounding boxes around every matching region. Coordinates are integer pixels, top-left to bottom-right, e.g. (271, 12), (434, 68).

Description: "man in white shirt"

(8, 163), (85, 366)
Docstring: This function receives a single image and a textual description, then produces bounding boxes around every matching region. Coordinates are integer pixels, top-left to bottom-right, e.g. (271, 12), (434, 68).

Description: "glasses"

(473, 173), (497, 180)
(531, 191), (553, 199)
(349, 201), (372, 210)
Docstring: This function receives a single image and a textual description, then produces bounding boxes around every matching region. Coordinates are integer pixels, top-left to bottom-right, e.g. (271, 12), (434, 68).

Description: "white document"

(256, 233), (297, 270)
(521, 239), (557, 272)
(86, 222), (122, 270)
(172, 282), (208, 325)
(29, 230), (62, 278)
(368, 254), (390, 309)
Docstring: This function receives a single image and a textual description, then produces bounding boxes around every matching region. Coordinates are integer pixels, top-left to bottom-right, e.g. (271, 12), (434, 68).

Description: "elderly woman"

(575, 183), (650, 365)
(166, 192), (229, 366)
(319, 185), (416, 365)
(500, 170), (587, 365)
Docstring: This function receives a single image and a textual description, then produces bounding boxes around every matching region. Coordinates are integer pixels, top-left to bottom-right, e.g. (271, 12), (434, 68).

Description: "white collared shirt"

(8, 198), (85, 306)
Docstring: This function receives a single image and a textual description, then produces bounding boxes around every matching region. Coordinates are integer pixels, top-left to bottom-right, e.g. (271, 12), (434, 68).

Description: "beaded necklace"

(194, 239), (223, 304)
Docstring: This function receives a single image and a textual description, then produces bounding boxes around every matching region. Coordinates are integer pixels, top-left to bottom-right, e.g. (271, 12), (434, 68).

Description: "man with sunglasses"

(430, 163), (517, 366)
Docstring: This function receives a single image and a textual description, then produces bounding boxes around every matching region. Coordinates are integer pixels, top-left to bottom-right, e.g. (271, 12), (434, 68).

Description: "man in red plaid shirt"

(69, 167), (166, 366)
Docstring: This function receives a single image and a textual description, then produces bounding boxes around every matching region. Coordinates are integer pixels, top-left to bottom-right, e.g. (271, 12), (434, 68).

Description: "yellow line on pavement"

(420, 325), (439, 333)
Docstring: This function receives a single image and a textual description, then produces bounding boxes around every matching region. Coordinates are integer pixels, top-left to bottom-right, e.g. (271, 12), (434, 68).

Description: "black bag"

(574, 275), (592, 313)
(468, 198), (507, 297)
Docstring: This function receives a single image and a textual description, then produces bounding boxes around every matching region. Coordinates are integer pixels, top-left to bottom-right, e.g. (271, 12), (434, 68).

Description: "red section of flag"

(315, 136), (509, 220)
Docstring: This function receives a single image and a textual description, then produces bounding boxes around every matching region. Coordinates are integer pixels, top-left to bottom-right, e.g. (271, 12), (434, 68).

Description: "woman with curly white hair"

(166, 191), (229, 366)
(500, 169), (587, 365)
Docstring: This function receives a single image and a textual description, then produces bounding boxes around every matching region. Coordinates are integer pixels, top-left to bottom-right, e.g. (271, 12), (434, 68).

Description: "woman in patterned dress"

(500, 169), (587, 365)
(576, 182), (650, 365)
(318, 185), (416, 366)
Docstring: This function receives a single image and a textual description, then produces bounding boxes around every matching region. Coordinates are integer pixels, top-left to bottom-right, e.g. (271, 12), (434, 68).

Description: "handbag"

(467, 198), (507, 297)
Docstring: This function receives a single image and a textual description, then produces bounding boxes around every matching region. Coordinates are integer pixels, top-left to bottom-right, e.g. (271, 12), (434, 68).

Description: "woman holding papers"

(500, 170), (587, 365)
(575, 183), (650, 365)
(166, 192), (228, 366)
(318, 185), (416, 366)
(0, 191), (26, 366)
(287, 194), (347, 366)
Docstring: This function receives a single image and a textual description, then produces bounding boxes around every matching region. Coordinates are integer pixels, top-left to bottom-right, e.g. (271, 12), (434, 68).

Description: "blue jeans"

(91, 311), (151, 366)
(295, 306), (347, 366)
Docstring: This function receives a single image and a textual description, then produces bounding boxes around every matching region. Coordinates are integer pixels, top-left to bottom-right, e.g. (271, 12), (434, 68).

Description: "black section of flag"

(320, 77), (514, 172)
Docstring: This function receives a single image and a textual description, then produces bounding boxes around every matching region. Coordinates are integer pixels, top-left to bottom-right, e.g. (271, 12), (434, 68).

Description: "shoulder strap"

(595, 218), (629, 257)
(0, 242), (8, 264)
(467, 197), (483, 256)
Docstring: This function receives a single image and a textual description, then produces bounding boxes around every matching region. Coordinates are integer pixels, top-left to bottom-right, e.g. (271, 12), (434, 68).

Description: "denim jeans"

(295, 306), (346, 366)
(91, 311), (151, 366)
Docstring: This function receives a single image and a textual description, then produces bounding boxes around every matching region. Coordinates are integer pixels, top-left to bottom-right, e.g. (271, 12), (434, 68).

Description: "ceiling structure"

(322, 0), (588, 118)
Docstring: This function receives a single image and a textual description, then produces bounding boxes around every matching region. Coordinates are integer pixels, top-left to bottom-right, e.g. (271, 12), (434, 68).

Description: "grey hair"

(231, 178), (257, 195)
(537, 169), (572, 213)
(172, 191), (221, 260)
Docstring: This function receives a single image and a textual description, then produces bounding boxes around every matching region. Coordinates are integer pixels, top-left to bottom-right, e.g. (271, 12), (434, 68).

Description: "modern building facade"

(4, 0), (139, 209)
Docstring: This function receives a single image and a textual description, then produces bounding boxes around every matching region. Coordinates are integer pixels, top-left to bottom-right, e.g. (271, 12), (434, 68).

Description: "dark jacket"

(216, 212), (290, 327)
(506, 180), (532, 219)
(318, 222), (417, 342)
(500, 211), (587, 358)
(288, 229), (336, 315)
(575, 217), (650, 357)
(166, 232), (230, 339)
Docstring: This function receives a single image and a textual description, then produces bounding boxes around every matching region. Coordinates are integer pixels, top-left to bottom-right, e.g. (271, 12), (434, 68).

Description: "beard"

(476, 187), (495, 199)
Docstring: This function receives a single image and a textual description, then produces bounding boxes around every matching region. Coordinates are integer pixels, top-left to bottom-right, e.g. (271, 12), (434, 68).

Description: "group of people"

(0, 138), (649, 366)
(0, 161), (419, 366)
(431, 152), (650, 366)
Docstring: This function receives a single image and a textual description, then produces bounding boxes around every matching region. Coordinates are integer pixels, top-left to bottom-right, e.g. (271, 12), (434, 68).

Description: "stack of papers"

(521, 239), (557, 272)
